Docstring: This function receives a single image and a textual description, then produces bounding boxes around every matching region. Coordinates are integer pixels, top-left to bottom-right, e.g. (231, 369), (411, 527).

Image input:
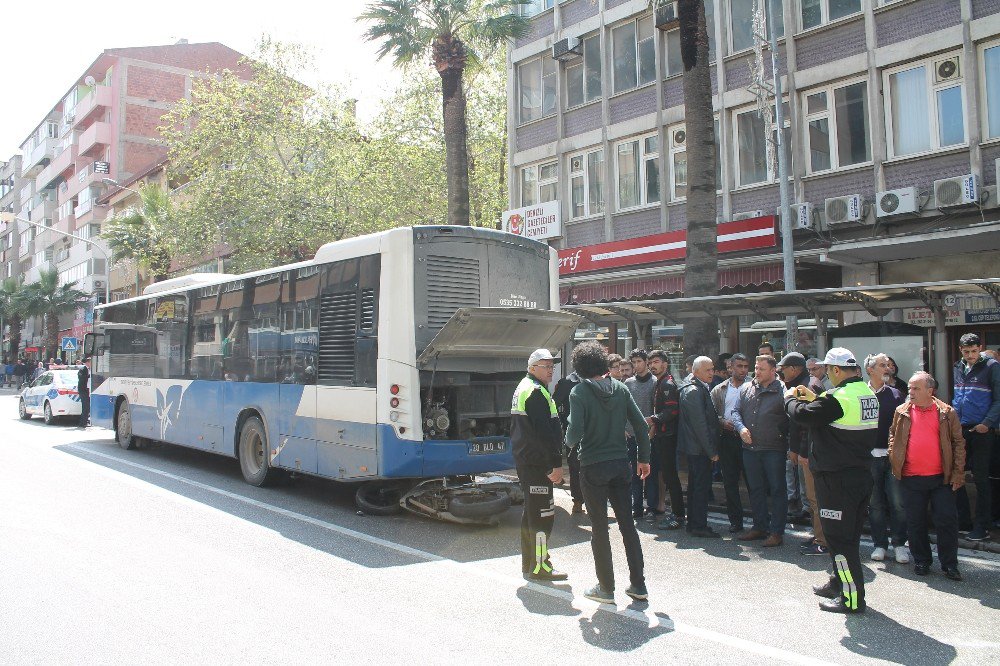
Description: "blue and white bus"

(86, 226), (580, 521)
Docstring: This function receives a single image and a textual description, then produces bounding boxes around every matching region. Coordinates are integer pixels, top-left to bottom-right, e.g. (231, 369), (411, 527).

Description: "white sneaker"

(871, 547), (887, 561)
(894, 546), (911, 564)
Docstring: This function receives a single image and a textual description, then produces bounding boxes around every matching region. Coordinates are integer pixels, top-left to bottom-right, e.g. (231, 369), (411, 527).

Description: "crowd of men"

(511, 332), (1000, 615)
(2, 356), (77, 389)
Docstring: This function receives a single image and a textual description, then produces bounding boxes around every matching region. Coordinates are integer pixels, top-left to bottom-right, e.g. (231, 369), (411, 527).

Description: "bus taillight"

(390, 384), (400, 395)
(390, 397), (400, 408)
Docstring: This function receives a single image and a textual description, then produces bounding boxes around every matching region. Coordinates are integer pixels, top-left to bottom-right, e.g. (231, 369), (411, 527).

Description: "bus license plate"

(469, 440), (507, 456)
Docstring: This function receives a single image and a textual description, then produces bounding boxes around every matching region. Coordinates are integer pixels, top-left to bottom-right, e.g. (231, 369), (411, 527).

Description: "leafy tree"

(102, 184), (176, 283)
(0, 278), (27, 359)
(358, 0), (529, 226)
(16, 269), (88, 359)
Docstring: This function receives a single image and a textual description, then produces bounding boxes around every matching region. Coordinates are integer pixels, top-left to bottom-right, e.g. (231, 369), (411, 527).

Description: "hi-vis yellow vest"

(829, 380), (879, 432)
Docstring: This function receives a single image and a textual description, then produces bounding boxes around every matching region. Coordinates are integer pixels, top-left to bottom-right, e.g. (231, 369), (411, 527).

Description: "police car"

(18, 367), (84, 425)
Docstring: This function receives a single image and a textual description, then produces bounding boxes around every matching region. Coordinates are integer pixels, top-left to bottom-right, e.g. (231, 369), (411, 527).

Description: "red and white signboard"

(502, 200), (561, 240)
(558, 216), (776, 275)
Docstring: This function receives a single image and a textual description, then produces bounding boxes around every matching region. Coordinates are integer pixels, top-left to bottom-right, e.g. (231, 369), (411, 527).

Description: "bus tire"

(116, 400), (137, 450)
(448, 492), (511, 519)
(355, 483), (403, 516)
(238, 415), (279, 487)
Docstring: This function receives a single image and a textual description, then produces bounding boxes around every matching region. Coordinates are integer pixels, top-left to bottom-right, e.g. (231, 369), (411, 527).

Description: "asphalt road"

(1, 394), (998, 665)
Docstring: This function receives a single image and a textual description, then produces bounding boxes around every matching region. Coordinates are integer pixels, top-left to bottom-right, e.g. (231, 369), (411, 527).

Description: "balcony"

(78, 121), (111, 156)
(74, 199), (108, 225)
(73, 86), (112, 129)
(36, 146), (76, 191)
(22, 137), (58, 175)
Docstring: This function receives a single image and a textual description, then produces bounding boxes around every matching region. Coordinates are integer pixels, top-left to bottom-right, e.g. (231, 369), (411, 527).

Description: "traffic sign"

(61, 337), (79, 351)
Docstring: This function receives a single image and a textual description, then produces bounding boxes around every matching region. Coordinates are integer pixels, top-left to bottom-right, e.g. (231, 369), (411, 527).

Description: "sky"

(0, 0), (405, 159)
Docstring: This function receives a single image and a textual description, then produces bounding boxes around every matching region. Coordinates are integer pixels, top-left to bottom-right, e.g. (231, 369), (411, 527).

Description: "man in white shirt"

(866, 353), (909, 563)
(710, 353), (750, 533)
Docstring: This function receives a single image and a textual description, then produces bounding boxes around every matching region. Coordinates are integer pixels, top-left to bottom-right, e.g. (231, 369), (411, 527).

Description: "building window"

(667, 121), (722, 200)
(566, 35), (602, 108)
(519, 0), (554, 16)
(612, 16), (656, 94)
(520, 162), (558, 207)
(800, 0), (861, 30)
(803, 80), (870, 174)
(982, 42), (1000, 140)
(734, 104), (791, 187)
(664, 2), (715, 76)
(616, 134), (660, 210)
(885, 54), (966, 158)
(730, 0), (783, 54)
(518, 54), (556, 123)
(569, 149), (604, 219)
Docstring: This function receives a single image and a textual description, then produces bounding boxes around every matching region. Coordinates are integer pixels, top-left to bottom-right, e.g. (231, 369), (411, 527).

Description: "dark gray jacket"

(731, 378), (789, 452)
(677, 379), (720, 458)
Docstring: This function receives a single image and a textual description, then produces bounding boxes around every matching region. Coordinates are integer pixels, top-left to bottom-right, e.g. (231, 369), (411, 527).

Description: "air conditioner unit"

(934, 174), (978, 207)
(671, 128), (686, 148)
(552, 36), (582, 61)
(776, 204), (816, 230)
(824, 194), (863, 225)
(732, 210), (764, 222)
(876, 187), (919, 217)
(655, 1), (680, 30)
(934, 56), (960, 84)
(982, 186), (999, 210)
(93, 280), (105, 290)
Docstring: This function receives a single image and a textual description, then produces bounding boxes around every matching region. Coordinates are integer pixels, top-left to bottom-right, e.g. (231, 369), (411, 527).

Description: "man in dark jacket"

(647, 350), (683, 530)
(511, 349), (567, 582)
(785, 348), (877, 614)
(951, 333), (1000, 541)
(77, 357), (92, 428)
(564, 341), (651, 604)
(678, 356), (721, 538)
(553, 369), (584, 514)
(732, 355), (789, 546)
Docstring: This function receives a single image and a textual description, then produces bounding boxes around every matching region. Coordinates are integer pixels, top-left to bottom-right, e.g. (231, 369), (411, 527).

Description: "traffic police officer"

(785, 348), (878, 614)
(511, 348), (568, 581)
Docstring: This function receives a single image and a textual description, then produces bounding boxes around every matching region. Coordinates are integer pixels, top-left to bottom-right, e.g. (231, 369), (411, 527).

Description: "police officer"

(511, 348), (568, 581)
(78, 357), (92, 428)
(785, 348), (878, 614)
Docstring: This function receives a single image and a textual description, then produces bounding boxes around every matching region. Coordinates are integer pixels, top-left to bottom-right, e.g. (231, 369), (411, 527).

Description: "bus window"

(281, 267), (321, 385)
(152, 295), (188, 380)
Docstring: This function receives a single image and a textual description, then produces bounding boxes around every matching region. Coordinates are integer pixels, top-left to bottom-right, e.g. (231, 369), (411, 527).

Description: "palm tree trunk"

(46, 311), (59, 361)
(679, 0), (719, 358)
(7, 314), (22, 358)
(439, 65), (471, 226)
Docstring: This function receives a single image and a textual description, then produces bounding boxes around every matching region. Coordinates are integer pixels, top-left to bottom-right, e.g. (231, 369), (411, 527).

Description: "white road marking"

(62, 442), (836, 665)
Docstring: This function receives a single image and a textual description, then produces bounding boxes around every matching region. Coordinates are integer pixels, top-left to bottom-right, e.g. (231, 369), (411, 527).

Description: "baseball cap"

(528, 349), (559, 366)
(777, 352), (806, 368)
(822, 347), (859, 368)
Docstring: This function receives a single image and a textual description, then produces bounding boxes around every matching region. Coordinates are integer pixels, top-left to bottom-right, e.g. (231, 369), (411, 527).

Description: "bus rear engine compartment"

(419, 372), (519, 440)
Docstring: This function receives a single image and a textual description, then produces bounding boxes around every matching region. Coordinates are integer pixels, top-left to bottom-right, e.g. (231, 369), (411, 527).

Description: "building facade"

(507, 0), (1000, 357)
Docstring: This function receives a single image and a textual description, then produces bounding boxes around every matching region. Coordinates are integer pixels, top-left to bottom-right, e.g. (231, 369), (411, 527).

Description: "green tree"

(17, 269), (88, 359)
(0, 278), (27, 359)
(102, 184), (176, 283)
(358, 0), (529, 227)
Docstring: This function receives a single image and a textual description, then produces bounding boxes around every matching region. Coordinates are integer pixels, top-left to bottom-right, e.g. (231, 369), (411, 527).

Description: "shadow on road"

(578, 608), (672, 652)
(841, 608), (957, 665)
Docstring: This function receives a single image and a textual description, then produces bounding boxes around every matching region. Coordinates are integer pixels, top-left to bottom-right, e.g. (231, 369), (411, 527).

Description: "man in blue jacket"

(952, 333), (1000, 541)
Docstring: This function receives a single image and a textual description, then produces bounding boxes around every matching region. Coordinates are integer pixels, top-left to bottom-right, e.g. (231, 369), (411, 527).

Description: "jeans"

(786, 459), (801, 502)
(627, 435), (660, 515)
(656, 435), (685, 519)
(568, 447), (583, 504)
(581, 458), (645, 592)
(720, 432), (745, 529)
(900, 474), (959, 570)
(79, 389), (91, 427)
(742, 449), (788, 535)
(955, 428), (994, 532)
(686, 454), (713, 530)
(869, 455), (907, 548)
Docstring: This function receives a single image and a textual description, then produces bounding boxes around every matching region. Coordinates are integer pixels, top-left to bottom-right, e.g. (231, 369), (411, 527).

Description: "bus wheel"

(355, 483), (403, 516)
(117, 400), (137, 450)
(238, 416), (279, 487)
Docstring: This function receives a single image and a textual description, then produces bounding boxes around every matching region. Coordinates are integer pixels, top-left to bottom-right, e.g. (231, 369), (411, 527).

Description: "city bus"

(86, 226), (580, 522)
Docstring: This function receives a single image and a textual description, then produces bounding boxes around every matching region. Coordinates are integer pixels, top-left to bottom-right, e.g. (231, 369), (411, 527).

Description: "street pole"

(767, 0), (798, 353)
(13, 215), (111, 305)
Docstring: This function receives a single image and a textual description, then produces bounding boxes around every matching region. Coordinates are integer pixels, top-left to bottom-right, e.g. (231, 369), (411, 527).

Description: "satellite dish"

(84, 75), (96, 86)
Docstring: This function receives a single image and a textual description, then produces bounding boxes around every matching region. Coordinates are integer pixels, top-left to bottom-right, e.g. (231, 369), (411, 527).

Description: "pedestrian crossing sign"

(61, 337), (79, 351)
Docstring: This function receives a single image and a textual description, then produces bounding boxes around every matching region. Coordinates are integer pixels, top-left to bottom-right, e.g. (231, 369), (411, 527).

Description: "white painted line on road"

(64, 443), (835, 666)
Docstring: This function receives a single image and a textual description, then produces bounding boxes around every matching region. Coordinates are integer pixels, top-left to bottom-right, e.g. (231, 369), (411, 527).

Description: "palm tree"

(102, 184), (175, 283)
(0, 278), (27, 359)
(359, 0), (529, 226)
(17, 269), (89, 360)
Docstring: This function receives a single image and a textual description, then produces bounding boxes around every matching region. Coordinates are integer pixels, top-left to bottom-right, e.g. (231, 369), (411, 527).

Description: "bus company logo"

(507, 213), (524, 236)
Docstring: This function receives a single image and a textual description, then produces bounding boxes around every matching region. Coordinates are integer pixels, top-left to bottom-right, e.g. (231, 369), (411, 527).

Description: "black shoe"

(729, 525), (743, 534)
(942, 567), (963, 581)
(914, 564), (930, 576)
(965, 528), (990, 541)
(688, 527), (721, 539)
(812, 577), (840, 599)
(524, 569), (568, 582)
(625, 583), (648, 601)
(583, 585), (614, 604)
(658, 514), (682, 530)
(819, 597), (865, 614)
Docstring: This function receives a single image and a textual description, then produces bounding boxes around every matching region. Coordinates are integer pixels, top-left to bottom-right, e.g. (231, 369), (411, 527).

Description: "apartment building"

(1, 156), (23, 282)
(507, 0), (1000, 353)
(13, 41), (247, 357)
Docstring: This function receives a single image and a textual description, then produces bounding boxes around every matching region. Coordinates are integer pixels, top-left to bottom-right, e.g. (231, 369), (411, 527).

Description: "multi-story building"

(14, 41), (247, 357)
(507, 0), (1000, 357)
(1, 155), (24, 359)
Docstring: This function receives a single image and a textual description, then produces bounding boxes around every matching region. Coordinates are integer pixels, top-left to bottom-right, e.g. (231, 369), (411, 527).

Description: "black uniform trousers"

(813, 468), (873, 605)
(517, 464), (556, 573)
(79, 389), (91, 427)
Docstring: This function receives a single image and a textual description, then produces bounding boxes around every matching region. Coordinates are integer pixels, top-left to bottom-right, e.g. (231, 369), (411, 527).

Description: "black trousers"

(813, 468), (873, 606)
(517, 465), (555, 574)
(581, 458), (644, 591)
(655, 435), (685, 519)
(79, 389), (91, 426)
(686, 454), (713, 530)
(900, 474), (959, 570)
(568, 447), (583, 504)
(955, 428), (994, 532)
(719, 432), (745, 529)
